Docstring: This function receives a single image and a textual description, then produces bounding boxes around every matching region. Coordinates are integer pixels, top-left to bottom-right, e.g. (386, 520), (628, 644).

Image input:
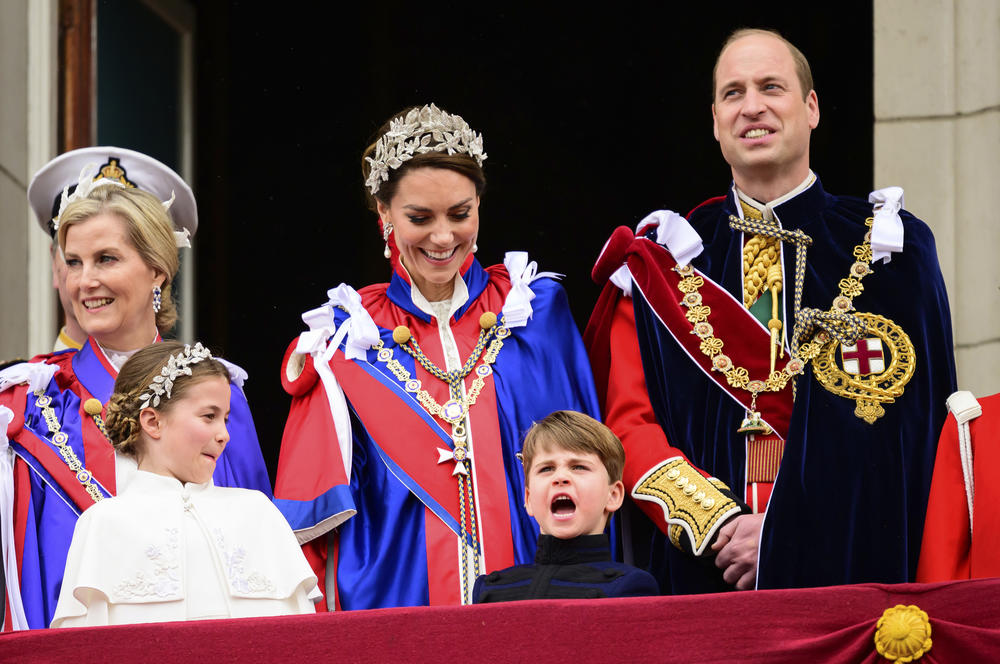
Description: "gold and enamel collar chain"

(33, 391), (109, 503)
(371, 311), (509, 604)
(677, 217), (877, 432)
(372, 311), (509, 474)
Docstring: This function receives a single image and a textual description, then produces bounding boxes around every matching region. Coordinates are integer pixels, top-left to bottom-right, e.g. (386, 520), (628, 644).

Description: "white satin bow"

(637, 210), (704, 266)
(296, 284), (379, 361)
(501, 251), (562, 328)
(174, 227), (192, 249)
(293, 284), (378, 484)
(0, 362), (58, 395)
(215, 358), (248, 390)
(868, 187), (905, 264)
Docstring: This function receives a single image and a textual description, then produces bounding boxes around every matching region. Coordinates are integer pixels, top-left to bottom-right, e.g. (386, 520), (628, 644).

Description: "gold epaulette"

(632, 457), (742, 556)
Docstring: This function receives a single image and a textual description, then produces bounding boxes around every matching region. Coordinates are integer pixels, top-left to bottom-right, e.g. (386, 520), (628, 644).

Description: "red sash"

(331, 343), (516, 603)
(626, 237), (794, 440)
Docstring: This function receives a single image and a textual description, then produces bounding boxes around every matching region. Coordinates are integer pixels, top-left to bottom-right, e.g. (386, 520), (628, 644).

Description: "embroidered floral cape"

(52, 471), (317, 627)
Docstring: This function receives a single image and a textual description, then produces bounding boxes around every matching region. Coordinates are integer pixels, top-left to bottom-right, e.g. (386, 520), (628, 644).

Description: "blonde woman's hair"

(57, 185), (180, 334)
(104, 340), (230, 457)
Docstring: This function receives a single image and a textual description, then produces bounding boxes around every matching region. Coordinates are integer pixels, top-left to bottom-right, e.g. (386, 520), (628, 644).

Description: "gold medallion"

(810, 312), (916, 423)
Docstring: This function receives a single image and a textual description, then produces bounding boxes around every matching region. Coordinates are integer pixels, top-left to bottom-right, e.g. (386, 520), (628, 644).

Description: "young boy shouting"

(473, 410), (659, 602)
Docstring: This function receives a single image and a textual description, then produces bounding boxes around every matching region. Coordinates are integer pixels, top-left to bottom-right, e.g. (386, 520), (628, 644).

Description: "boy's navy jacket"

(472, 533), (659, 603)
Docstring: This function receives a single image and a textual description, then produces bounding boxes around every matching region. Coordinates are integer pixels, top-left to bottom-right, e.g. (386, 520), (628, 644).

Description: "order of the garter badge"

(810, 312), (915, 423)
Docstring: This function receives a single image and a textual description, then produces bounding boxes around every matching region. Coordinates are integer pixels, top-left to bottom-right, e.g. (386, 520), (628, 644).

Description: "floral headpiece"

(365, 103), (487, 195)
(138, 343), (213, 410)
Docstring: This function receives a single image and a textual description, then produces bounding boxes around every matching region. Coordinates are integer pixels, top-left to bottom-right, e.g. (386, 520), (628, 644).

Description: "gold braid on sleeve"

(632, 457), (743, 556)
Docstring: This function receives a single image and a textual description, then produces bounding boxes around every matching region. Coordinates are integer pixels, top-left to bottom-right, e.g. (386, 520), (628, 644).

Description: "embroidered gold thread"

(633, 458), (738, 555)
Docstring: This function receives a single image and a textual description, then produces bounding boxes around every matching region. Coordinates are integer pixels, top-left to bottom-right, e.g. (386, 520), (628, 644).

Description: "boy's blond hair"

(520, 410), (624, 482)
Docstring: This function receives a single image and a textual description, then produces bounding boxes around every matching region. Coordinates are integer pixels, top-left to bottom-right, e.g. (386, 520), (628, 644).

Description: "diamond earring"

(383, 222), (394, 259)
(152, 285), (162, 313)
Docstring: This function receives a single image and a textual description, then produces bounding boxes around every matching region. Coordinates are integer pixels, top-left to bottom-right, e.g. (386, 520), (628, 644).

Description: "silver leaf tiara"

(137, 343), (213, 410)
(364, 103), (487, 196)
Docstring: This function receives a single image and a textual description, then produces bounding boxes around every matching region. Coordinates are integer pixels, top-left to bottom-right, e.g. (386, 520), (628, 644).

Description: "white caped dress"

(51, 470), (320, 627)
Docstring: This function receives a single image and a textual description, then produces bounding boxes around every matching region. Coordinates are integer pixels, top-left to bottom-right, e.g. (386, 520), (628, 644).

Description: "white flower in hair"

(138, 343), (213, 410)
(364, 103), (488, 195)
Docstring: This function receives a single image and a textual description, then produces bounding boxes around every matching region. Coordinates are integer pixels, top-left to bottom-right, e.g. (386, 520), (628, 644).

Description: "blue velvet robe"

(275, 258), (601, 609)
(596, 178), (956, 593)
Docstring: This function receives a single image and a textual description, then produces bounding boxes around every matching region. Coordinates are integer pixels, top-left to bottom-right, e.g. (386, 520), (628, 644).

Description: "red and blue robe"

(586, 178), (956, 593)
(274, 257), (599, 609)
(0, 338), (271, 629)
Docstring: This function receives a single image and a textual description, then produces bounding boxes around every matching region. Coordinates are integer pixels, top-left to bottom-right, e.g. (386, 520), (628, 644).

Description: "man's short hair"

(520, 410), (624, 483)
(713, 28), (814, 100)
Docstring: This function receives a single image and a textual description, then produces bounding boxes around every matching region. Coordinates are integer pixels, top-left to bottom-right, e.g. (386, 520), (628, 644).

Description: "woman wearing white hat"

(0, 147), (271, 630)
(274, 105), (600, 610)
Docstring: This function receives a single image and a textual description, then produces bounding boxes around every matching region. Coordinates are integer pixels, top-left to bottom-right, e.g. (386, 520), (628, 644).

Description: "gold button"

(479, 312), (498, 329)
(83, 398), (104, 416)
(683, 483), (697, 496)
(392, 326), (411, 345)
(693, 491), (706, 503)
(665, 468), (681, 481)
(702, 498), (716, 510)
(675, 476), (689, 488)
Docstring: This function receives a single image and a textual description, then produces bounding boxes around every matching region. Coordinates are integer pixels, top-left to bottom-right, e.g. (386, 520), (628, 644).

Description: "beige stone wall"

(875, 0), (1000, 397)
(0, 0), (57, 363)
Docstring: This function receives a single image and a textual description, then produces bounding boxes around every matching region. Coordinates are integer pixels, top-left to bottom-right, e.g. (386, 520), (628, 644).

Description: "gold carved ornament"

(675, 216), (915, 426)
(803, 230), (916, 423)
(874, 604), (932, 662)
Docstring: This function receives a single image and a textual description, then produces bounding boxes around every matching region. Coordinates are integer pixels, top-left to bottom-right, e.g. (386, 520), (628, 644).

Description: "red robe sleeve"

(918, 393), (1000, 581)
(600, 296), (743, 556)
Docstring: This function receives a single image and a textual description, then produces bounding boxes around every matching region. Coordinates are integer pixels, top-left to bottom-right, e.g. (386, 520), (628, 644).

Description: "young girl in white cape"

(51, 341), (319, 627)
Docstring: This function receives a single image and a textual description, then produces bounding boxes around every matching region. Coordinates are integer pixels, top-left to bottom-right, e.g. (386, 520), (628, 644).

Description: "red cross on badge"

(841, 338), (886, 375)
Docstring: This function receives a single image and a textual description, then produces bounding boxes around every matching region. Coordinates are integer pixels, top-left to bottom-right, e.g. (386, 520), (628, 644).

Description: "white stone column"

(0, 0), (58, 362)
(875, 0), (1000, 396)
